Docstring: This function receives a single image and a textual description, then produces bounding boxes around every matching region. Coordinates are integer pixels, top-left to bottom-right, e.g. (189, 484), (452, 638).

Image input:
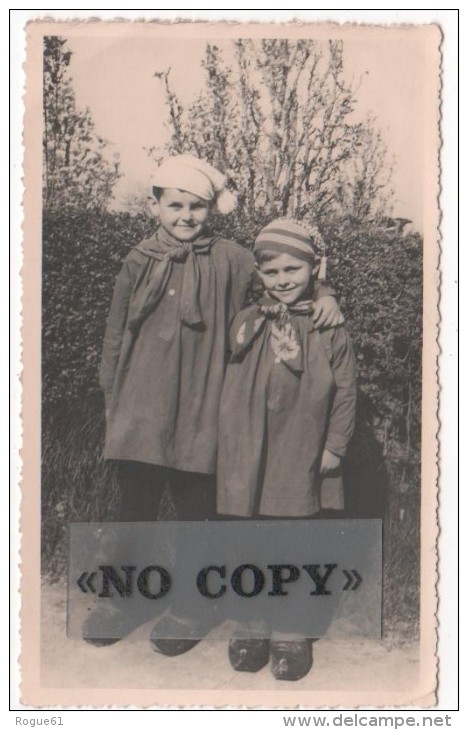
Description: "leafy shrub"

(42, 211), (154, 406)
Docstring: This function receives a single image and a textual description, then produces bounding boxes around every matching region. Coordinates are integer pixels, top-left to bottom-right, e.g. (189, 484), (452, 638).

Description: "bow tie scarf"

(231, 297), (316, 374)
(128, 238), (214, 334)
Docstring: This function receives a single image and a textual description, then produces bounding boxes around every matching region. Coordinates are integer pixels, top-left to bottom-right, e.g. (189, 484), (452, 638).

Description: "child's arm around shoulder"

(313, 279), (344, 329)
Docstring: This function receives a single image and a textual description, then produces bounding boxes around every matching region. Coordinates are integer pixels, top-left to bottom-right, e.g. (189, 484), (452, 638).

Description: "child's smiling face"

(152, 188), (211, 242)
(257, 252), (314, 305)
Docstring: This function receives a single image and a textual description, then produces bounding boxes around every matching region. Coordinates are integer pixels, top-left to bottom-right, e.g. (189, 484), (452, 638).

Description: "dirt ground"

(40, 580), (419, 694)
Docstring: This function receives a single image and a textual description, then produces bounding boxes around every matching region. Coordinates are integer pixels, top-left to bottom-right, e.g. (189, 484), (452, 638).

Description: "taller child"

(98, 155), (342, 650)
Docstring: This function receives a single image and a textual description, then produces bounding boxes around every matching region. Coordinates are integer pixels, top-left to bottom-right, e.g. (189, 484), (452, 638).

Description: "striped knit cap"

(254, 218), (327, 279)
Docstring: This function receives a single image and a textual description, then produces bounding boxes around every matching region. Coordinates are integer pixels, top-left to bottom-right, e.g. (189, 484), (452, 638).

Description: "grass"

(41, 391), (118, 577)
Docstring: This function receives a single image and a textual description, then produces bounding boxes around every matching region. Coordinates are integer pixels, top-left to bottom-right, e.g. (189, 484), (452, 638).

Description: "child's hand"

(313, 296), (345, 329)
(320, 449), (341, 475)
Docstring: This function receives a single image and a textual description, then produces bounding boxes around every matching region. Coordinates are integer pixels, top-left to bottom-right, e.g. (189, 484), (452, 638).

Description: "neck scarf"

(231, 294), (316, 374)
(128, 226), (216, 334)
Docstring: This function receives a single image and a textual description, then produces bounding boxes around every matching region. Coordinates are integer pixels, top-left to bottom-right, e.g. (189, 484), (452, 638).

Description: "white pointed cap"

(150, 154), (237, 214)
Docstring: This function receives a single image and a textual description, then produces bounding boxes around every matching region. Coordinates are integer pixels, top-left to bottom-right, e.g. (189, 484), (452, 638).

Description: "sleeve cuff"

(324, 433), (348, 458)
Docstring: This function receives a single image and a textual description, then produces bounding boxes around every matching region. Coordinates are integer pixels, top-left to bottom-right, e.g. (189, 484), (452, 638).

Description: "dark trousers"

(108, 462), (217, 628)
(116, 461), (217, 522)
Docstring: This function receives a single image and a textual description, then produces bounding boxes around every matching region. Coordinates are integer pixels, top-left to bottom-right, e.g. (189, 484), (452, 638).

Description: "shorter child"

(217, 218), (357, 681)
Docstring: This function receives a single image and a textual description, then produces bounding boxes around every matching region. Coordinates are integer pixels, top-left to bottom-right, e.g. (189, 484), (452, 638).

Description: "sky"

(65, 30), (432, 231)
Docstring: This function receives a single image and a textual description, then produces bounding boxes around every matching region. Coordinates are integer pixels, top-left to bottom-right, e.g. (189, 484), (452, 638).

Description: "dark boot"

(150, 615), (206, 656)
(228, 621), (270, 673)
(270, 638), (313, 681)
(228, 638), (270, 672)
(82, 602), (137, 647)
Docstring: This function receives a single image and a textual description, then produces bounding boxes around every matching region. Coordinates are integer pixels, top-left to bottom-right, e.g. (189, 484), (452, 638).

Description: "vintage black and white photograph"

(19, 19), (440, 707)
